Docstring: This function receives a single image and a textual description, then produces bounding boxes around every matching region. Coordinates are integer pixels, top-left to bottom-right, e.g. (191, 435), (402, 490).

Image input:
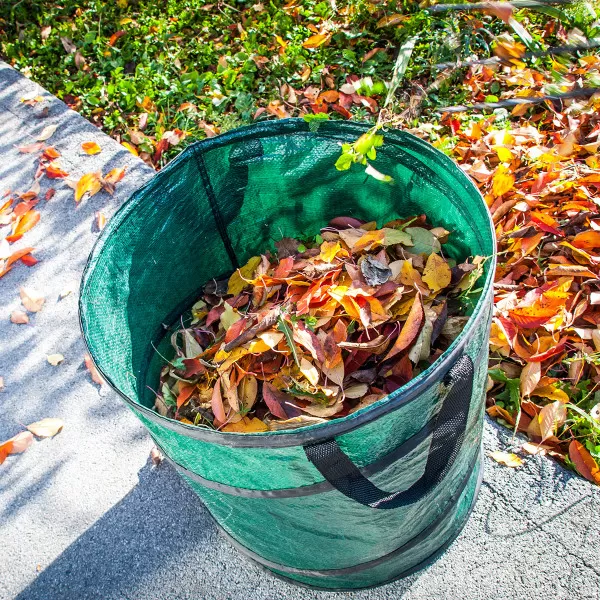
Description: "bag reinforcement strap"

(304, 354), (474, 509)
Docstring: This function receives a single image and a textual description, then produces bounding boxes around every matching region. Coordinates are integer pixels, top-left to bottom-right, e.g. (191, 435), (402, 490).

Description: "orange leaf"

(75, 172), (102, 202)
(508, 305), (557, 329)
(46, 162), (69, 178)
(6, 210), (40, 242)
(176, 383), (195, 409)
(81, 141), (101, 155)
(104, 167), (126, 184)
(108, 30), (126, 46)
(0, 440), (14, 465)
(302, 33), (330, 49)
(211, 377), (227, 423)
(569, 440), (600, 484)
(384, 295), (424, 360)
(5, 246), (35, 269)
(571, 231), (600, 251)
(42, 147), (61, 160)
(20, 253), (38, 266)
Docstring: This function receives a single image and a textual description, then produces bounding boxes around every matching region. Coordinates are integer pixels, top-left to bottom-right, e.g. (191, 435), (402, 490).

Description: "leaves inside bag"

(153, 215), (485, 432)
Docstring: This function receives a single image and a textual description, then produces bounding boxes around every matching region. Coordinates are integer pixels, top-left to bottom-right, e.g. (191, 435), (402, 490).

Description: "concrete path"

(0, 61), (598, 600)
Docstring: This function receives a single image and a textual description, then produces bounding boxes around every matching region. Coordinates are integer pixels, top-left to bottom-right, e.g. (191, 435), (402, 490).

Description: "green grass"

(1, 1), (596, 167)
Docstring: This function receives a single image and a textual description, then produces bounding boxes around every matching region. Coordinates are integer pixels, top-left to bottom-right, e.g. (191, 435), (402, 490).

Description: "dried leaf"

(385, 295), (424, 360)
(84, 353), (104, 385)
(75, 172), (103, 202)
(47, 354), (65, 366)
(489, 451), (523, 468)
(222, 417), (269, 433)
(422, 253), (452, 293)
(26, 418), (64, 438)
(36, 124), (58, 141)
(10, 310), (29, 324)
(569, 440), (600, 484)
(82, 141), (101, 155)
(302, 33), (330, 49)
(20, 287), (45, 312)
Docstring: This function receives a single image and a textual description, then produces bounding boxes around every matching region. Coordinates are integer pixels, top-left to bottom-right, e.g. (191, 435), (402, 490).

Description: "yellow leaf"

(26, 417), (64, 438)
(495, 146), (514, 163)
(421, 253), (452, 293)
(47, 353), (65, 366)
(376, 13), (408, 27)
(81, 141), (101, 155)
(302, 33), (330, 49)
(245, 339), (271, 354)
(121, 141), (139, 156)
(319, 241), (344, 263)
(75, 172), (102, 203)
(492, 164), (515, 197)
(300, 357), (320, 386)
(488, 451), (523, 468)
(531, 385), (569, 403)
(227, 256), (261, 295)
(222, 417), (269, 433)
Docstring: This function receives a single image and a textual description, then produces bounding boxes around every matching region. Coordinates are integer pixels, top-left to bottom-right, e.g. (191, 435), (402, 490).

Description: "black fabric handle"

(304, 354), (474, 509)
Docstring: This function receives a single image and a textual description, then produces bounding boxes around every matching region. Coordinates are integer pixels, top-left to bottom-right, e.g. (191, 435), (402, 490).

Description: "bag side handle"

(304, 354), (474, 510)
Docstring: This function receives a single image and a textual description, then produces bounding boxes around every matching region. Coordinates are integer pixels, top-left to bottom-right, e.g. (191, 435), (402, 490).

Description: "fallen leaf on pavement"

(10, 310), (29, 324)
(75, 172), (102, 202)
(569, 441), (600, 484)
(27, 418), (64, 438)
(20, 287), (45, 312)
(84, 353), (104, 385)
(489, 451), (523, 468)
(47, 354), (65, 366)
(36, 124), (58, 141)
(81, 141), (101, 155)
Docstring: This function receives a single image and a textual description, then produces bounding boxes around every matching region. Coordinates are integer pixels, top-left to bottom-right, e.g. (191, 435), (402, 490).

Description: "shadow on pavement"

(14, 461), (215, 600)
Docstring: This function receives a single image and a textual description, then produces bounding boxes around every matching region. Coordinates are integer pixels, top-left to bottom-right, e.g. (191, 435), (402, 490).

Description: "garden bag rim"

(79, 118), (496, 449)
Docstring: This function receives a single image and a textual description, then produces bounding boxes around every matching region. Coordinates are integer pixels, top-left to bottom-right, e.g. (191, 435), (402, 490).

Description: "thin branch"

(436, 87), (600, 113)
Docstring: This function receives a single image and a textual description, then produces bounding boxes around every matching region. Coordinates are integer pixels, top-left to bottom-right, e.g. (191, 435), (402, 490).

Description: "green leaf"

(335, 152), (353, 171)
(277, 315), (301, 367)
(161, 382), (177, 407)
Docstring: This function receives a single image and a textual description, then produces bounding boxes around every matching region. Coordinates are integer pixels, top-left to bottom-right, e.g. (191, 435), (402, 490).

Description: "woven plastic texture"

(80, 118), (495, 589)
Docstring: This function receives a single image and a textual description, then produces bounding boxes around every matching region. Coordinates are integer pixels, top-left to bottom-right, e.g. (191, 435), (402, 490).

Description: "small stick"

(428, 0), (571, 13)
(436, 87), (600, 114)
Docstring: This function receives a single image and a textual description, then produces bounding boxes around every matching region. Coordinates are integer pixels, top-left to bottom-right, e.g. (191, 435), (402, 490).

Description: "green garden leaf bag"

(80, 119), (496, 590)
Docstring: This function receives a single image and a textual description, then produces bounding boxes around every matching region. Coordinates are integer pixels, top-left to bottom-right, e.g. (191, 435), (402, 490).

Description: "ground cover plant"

(1, 0), (600, 483)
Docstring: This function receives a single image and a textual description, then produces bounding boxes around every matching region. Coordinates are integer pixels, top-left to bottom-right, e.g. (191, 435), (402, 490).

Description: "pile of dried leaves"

(443, 56), (600, 484)
(154, 216), (484, 433)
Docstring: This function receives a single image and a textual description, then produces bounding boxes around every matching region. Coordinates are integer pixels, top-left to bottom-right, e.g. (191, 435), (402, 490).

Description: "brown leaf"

(520, 361), (541, 397)
(26, 418), (64, 438)
(537, 401), (567, 442)
(108, 31), (127, 47)
(41, 25), (52, 40)
(60, 37), (76, 54)
(262, 382), (293, 419)
(569, 440), (600, 484)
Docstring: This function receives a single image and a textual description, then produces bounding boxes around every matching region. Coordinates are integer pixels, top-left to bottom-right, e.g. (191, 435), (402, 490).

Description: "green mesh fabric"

(80, 119), (495, 590)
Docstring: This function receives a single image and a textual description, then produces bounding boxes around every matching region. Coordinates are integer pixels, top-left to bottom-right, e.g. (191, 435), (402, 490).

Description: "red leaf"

(46, 163), (69, 178)
(20, 253), (38, 266)
(177, 383), (195, 409)
(262, 382), (293, 419)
